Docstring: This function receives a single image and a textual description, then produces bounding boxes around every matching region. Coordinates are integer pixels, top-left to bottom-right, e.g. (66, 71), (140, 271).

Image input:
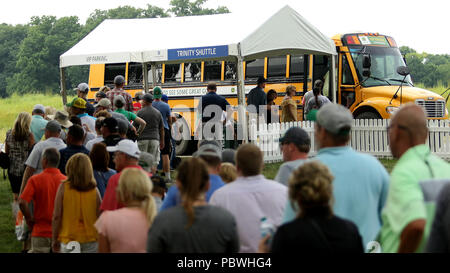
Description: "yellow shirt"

(59, 182), (98, 244)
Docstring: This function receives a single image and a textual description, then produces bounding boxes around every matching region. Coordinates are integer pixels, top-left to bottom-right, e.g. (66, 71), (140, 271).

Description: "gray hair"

(42, 147), (60, 168)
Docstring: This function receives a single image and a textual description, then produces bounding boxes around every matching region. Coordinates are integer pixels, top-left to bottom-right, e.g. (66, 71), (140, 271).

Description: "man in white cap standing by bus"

(106, 75), (134, 112)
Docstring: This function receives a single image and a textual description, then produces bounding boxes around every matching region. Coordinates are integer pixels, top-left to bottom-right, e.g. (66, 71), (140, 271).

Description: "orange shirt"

(20, 168), (66, 238)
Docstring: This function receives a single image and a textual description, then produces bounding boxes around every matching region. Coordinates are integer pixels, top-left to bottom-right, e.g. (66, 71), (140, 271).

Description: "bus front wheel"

(173, 115), (192, 155)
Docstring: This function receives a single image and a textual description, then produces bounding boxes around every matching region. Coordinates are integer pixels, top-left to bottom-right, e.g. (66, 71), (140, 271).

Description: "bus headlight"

(386, 106), (399, 114)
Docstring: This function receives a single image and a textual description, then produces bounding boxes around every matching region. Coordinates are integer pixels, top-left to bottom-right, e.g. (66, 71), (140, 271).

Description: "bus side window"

(224, 62), (236, 80)
(267, 56), (287, 79)
(128, 62), (143, 85)
(290, 55), (305, 78)
(105, 63), (126, 84)
(164, 64), (182, 83)
(245, 59), (265, 80)
(184, 62), (201, 82)
(342, 55), (354, 85)
(148, 64), (162, 84)
(204, 61), (221, 81)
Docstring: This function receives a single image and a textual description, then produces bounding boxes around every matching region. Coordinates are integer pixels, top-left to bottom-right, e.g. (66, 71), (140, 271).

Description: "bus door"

(338, 51), (358, 109)
(312, 55), (330, 99)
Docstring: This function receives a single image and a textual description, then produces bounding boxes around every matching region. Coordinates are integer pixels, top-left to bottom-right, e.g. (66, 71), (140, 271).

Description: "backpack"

(0, 151), (9, 170)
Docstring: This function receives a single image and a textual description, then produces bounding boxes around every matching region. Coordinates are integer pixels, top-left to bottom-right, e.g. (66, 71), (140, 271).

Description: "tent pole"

(331, 54), (337, 104)
(236, 45), (248, 143)
(143, 62), (149, 93)
(59, 67), (67, 106)
(151, 63), (157, 88)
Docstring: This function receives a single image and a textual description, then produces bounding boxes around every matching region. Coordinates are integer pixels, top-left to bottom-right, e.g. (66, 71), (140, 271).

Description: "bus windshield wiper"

(369, 76), (391, 86)
(389, 78), (411, 85)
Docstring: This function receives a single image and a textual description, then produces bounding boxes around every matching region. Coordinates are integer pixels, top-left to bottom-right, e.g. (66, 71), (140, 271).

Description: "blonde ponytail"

(118, 168), (157, 225)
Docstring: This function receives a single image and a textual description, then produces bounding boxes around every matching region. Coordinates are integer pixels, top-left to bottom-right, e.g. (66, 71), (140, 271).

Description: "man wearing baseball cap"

(160, 140), (225, 212)
(101, 139), (150, 211)
(30, 104), (49, 142)
(274, 127), (311, 186)
(67, 97), (96, 134)
(105, 75), (134, 112)
(247, 76), (267, 115)
(282, 103), (389, 249)
(74, 83), (95, 116)
(152, 86), (173, 179)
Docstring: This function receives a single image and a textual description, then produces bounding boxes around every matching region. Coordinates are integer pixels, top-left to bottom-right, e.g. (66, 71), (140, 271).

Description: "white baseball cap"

(107, 139), (141, 159)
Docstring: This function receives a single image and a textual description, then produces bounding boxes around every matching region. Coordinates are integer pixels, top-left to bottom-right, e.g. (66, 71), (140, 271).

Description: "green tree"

(168, 0), (230, 16)
(399, 46), (416, 55)
(0, 24), (28, 97)
(7, 16), (83, 94)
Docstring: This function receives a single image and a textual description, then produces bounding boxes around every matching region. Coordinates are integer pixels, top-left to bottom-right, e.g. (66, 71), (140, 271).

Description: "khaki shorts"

(28, 237), (52, 253)
(138, 139), (160, 166)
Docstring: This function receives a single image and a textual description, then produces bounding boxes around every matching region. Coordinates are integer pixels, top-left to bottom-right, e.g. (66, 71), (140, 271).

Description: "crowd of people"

(2, 73), (450, 254)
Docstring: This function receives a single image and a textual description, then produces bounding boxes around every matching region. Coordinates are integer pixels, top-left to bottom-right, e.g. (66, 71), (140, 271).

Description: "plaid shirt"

(5, 130), (32, 176)
(106, 89), (134, 112)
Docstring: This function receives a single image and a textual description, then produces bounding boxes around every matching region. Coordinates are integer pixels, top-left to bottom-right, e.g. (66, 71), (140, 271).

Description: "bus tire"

(355, 111), (380, 119)
(173, 116), (191, 155)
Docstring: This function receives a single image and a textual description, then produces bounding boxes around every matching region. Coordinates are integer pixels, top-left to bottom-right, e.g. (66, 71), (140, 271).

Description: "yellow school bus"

(87, 56), (311, 154)
(332, 33), (448, 119)
(87, 33), (448, 154)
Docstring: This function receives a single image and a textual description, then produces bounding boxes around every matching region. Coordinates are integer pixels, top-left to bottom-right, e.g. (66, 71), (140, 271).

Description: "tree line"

(400, 46), (449, 88)
(0, 1), (448, 98)
(0, 0), (229, 97)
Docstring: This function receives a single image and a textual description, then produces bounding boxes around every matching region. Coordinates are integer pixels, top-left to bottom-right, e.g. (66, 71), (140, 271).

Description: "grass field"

(0, 93), (67, 143)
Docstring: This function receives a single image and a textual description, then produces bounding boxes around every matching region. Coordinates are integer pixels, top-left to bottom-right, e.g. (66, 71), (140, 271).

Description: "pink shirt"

(95, 207), (149, 253)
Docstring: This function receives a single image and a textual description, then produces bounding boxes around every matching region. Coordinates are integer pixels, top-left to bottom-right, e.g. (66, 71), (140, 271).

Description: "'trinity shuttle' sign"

(168, 45), (229, 60)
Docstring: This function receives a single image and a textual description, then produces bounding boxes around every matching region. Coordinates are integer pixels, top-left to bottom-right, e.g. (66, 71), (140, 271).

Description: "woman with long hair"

(266, 89), (279, 124)
(95, 168), (157, 253)
(147, 157), (239, 253)
(304, 82), (330, 120)
(89, 142), (116, 197)
(281, 85), (298, 122)
(259, 161), (363, 253)
(5, 112), (35, 201)
(52, 153), (101, 253)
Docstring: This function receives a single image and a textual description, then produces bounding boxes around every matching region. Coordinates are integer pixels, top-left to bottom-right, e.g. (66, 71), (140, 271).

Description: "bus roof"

(60, 5), (337, 68)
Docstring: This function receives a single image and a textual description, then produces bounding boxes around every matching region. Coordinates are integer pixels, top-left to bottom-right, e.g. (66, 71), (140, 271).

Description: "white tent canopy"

(60, 5), (336, 67)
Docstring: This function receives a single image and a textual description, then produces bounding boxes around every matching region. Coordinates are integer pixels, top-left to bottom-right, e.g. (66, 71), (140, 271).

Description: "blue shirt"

(93, 169), (117, 198)
(159, 174), (225, 212)
(152, 100), (171, 130)
(30, 115), (48, 142)
(58, 145), (90, 175)
(282, 146), (389, 248)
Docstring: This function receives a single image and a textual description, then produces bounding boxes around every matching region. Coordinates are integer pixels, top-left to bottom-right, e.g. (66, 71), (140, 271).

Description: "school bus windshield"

(349, 46), (413, 87)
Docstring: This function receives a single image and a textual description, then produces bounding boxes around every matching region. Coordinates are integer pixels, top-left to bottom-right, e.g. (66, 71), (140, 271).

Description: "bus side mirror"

(397, 66), (410, 76)
(362, 54), (371, 77)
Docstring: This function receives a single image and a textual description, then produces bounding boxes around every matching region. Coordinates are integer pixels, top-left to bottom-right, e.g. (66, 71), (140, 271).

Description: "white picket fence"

(249, 119), (450, 163)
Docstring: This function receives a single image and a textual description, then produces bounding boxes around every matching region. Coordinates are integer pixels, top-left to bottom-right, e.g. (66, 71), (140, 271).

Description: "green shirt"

(115, 108), (136, 122)
(379, 144), (450, 253)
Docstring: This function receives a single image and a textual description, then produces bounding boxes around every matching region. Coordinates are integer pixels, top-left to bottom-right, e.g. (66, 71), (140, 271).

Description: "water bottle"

(260, 217), (275, 246)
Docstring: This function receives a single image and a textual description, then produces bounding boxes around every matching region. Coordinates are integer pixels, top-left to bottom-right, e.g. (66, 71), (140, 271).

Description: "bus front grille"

(415, 100), (446, 118)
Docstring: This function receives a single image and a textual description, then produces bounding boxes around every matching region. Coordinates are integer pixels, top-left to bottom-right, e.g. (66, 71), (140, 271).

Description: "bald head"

(392, 103), (428, 143)
(389, 103), (428, 158)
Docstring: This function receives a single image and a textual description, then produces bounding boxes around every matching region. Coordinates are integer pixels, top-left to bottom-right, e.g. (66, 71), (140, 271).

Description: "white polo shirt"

(25, 137), (67, 174)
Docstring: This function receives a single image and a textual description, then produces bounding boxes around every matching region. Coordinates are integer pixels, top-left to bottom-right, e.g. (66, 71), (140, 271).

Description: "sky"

(1, 0), (449, 54)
